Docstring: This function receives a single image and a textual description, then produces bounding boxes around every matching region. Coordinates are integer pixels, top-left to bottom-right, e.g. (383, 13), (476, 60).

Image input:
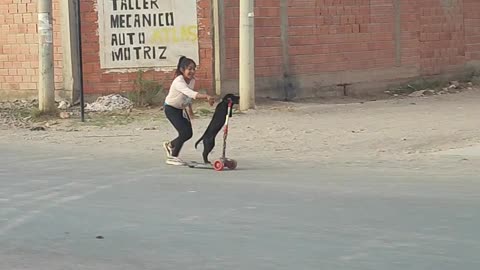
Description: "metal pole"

(75, 0), (85, 122)
(239, 0), (255, 111)
(37, 0), (55, 112)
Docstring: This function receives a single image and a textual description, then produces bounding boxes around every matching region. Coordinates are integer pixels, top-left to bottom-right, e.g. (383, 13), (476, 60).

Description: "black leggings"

(164, 105), (192, 157)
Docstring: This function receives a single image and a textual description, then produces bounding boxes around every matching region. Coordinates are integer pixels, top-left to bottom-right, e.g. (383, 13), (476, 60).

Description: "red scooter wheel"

(213, 160), (225, 171)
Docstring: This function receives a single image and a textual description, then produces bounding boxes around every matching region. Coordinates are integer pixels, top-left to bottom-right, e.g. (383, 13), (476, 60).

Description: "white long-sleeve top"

(164, 75), (198, 109)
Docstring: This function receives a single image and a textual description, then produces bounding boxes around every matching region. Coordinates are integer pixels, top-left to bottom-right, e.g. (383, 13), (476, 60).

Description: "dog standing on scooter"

(195, 93), (240, 164)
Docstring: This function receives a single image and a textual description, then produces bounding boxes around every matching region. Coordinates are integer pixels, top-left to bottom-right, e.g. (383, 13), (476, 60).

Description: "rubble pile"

(0, 100), (37, 128)
(385, 80), (476, 98)
(85, 94), (133, 112)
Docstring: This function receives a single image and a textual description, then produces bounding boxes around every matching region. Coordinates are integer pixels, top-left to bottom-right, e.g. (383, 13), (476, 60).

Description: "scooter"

(187, 98), (237, 171)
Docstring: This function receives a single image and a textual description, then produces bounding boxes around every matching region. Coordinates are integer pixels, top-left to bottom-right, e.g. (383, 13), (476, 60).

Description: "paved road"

(1, 143), (479, 270)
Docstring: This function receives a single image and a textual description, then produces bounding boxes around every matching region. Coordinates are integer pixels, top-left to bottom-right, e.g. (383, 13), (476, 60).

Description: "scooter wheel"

(226, 159), (237, 170)
(213, 160), (225, 171)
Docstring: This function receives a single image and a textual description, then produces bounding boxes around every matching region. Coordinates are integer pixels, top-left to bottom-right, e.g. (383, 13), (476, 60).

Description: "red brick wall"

(464, 0), (480, 60)
(288, 0), (396, 73)
(1, 0), (480, 101)
(80, 0), (214, 96)
(222, 0), (480, 98)
(419, 0), (466, 75)
(224, 0), (283, 80)
(0, 0), (62, 100)
(225, 0), (471, 77)
(399, 0), (421, 68)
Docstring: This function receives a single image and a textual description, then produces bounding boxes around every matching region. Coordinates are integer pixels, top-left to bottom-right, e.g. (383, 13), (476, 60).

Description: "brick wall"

(399, 0), (420, 69)
(224, 0), (283, 84)
(222, 0), (480, 99)
(0, 0), (62, 100)
(419, 0), (466, 75)
(289, 0), (381, 73)
(464, 0), (480, 61)
(80, 0), (214, 96)
(1, 0), (480, 101)
(0, 0), (213, 101)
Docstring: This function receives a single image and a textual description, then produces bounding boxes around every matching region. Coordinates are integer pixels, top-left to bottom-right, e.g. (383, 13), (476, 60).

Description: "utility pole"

(213, 0), (224, 96)
(239, 0), (255, 111)
(38, 0), (55, 112)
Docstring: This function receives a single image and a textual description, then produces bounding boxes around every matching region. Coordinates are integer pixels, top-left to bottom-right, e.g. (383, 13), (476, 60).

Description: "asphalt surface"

(1, 143), (480, 270)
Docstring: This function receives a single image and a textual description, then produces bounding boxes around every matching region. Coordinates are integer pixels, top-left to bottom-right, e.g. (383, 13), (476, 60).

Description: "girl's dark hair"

(175, 56), (196, 78)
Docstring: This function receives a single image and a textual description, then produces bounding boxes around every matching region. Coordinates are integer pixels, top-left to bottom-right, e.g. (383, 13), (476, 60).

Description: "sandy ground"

(1, 89), (480, 170)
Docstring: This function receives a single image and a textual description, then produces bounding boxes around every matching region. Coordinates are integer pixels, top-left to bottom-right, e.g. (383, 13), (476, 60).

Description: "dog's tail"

(194, 136), (204, 149)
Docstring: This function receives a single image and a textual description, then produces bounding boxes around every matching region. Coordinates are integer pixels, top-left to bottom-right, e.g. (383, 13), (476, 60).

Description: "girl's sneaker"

(166, 157), (186, 166)
(163, 141), (173, 158)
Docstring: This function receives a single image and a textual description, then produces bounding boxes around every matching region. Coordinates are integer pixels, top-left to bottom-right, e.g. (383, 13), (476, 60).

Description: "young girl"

(163, 56), (215, 165)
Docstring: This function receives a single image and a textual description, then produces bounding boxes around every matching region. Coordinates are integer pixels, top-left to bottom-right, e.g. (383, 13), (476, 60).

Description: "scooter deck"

(185, 161), (213, 169)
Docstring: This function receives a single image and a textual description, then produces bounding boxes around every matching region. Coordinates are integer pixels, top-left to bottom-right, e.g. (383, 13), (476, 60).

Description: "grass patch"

(128, 70), (166, 107)
(388, 78), (448, 95)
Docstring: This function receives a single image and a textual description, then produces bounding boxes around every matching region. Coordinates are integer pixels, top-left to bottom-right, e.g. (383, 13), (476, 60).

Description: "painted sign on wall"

(98, 0), (199, 69)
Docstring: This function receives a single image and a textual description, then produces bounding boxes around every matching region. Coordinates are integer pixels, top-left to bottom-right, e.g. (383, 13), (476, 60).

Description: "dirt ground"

(1, 88), (480, 169)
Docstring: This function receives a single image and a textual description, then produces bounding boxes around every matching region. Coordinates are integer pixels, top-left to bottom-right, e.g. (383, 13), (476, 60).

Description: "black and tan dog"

(195, 93), (240, 163)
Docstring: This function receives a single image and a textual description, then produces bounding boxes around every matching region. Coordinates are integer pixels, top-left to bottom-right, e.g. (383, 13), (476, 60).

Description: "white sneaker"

(166, 157), (186, 166)
(163, 141), (173, 158)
